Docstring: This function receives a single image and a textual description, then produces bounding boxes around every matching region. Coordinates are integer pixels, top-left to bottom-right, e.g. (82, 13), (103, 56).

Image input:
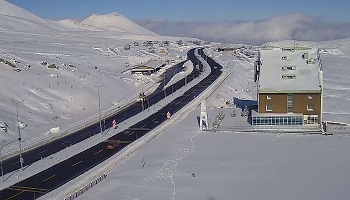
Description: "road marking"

(80, 132), (89, 137)
(10, 161), (19, 166)
(94, 149), (103, 155)
(128, 131), (134, 136)
(71, 160), (82, 167)
(9, 186), (47, 194)
(152, 118), (157, 121)
(43, 174), (56, 182)
(38, 149), (48, 155)
(7, 191), (25, 200)
(61, 140), (69, 145)
(10, 185), (47, 192)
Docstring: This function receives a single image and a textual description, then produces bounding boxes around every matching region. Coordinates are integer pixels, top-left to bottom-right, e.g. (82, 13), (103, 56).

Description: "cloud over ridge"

(137, 13), (350, 44)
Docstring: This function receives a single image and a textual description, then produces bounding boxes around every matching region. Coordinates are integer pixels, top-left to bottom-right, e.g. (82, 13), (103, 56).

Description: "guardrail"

(64, 173), (107, 200)
(51, 48), (217, 199)
(1, 82), (157, 161)
(1, 59), (188, 161)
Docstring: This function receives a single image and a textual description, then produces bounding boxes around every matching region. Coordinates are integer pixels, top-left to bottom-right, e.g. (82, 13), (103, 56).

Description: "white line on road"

(38, 149), (48, 155)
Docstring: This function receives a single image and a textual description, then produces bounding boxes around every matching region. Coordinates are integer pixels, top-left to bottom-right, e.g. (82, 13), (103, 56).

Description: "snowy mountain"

(56, 19), (102, 31)
(0, 0), (44, 22)
(81, 12), (158, 35)
(0, 0), (181, 144)
(0, 0), (65, 32)
(0, 0), (157, 36)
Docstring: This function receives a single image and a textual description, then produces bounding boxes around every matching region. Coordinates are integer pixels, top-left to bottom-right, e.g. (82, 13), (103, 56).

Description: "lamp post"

(1, 140), (17, 182)
(95, 86), (103, 135)
(11, 99), (24, 172)
(163, 73), (166, 98)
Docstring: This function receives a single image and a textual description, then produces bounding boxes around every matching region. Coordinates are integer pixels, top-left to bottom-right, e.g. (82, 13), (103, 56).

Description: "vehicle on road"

(106, 142), (118, 150)
(136, 92), (147, 102)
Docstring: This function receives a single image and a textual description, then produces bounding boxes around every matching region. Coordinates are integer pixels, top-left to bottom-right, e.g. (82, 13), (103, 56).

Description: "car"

(0, 120), (7, 132)
(136, 92), (147, 102)
(106, 142), (118, 150)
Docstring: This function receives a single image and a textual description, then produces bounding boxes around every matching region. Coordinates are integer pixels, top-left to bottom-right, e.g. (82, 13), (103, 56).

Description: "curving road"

(1, 56), (194, 177)
(0, 48), (223, 200)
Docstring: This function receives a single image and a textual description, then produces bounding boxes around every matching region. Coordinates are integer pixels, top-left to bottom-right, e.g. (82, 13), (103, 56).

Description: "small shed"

(124, 44), (131, 50)
(131, 65), (155, 75)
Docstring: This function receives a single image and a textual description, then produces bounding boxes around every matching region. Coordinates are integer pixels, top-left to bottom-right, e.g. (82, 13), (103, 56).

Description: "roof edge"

(258, 90), (321, 94)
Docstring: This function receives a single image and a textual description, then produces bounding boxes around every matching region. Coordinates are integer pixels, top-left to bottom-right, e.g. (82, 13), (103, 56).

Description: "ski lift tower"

(200, 100), (209, 130)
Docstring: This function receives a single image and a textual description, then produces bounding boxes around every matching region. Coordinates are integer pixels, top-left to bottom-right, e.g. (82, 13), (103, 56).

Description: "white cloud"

(136, 13), (350, 44)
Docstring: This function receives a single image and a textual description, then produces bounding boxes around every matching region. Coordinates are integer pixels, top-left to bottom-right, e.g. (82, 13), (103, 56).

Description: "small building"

(149, 47), (156, 53)
(130, 65), (155, 75)
(157, 48), (168, 54)
(252, 46), (323, 130)
(124, 44), (131, 50)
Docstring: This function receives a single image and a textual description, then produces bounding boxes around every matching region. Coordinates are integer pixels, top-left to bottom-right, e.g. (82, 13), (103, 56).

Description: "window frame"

(307, 104), (314, 111)
(266, 104), (273, 112)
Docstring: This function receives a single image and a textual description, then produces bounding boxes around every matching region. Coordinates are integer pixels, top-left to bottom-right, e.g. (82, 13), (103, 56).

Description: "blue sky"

(8, 0), (349, 22)
(6, 0), (350, 44)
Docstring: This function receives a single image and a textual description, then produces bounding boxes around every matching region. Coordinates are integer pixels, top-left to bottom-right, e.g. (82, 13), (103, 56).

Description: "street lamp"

(163, 74), (167, 98)
(1, 140), (17, 182)
(95, 86), (103, 135)
(11, 99), (24, 172)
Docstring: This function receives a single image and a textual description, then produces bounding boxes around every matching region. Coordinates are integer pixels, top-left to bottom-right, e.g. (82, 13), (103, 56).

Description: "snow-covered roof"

(258, 46), (322, 93)
(131, 65), (155, 71)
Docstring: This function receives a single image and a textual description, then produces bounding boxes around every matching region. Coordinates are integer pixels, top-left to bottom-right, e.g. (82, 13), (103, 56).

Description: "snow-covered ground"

(1, 1), (350, 199)
(56, 41), (350, 200)
(78, 110), (350, 200)
(0, 0), (193, 152)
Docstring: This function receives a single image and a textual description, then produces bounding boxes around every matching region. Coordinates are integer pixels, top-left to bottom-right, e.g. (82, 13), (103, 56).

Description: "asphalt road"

(1, 55), (193, 177)
(0, 48), (222, 199)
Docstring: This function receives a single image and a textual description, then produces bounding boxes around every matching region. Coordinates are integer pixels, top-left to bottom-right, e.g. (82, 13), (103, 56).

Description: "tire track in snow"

(123, 130), (199, 200)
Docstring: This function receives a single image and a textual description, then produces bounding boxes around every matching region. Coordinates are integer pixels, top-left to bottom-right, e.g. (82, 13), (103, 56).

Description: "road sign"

(112, 119), (117, 129)
(166, 111), (171, 119)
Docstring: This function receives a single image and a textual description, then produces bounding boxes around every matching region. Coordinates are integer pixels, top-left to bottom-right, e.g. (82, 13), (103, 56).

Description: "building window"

(308, 95), (313, 99)
(266, 95), (271, 99)
(282, 65), (296, 71)
(282, 74), (297, 79)
(304, 115), (318, 124)
(252, 115), (303, 126)
(266, 105), (273, 111)
(307, 104), (314, 111)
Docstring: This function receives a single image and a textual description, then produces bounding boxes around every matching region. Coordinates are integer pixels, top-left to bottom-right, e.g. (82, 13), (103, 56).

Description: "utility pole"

(11, 99), (24, 172)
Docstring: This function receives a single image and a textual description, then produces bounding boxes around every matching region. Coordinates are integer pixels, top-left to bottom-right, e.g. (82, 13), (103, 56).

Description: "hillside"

(0, 0), (65, 32)
(0, 1), (187, 144)
(81, 12), (158, 35)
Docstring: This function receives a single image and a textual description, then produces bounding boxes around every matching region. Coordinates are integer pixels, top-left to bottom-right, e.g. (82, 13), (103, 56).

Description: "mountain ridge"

(0, 0), (157, 36)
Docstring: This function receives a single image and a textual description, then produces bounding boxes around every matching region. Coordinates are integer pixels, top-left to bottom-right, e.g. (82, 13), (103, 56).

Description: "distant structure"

(130, 65), (155, 75)
(252, 46), (323, 131)
(124, 44), (131, 50)
(200, 100), (209, 130)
